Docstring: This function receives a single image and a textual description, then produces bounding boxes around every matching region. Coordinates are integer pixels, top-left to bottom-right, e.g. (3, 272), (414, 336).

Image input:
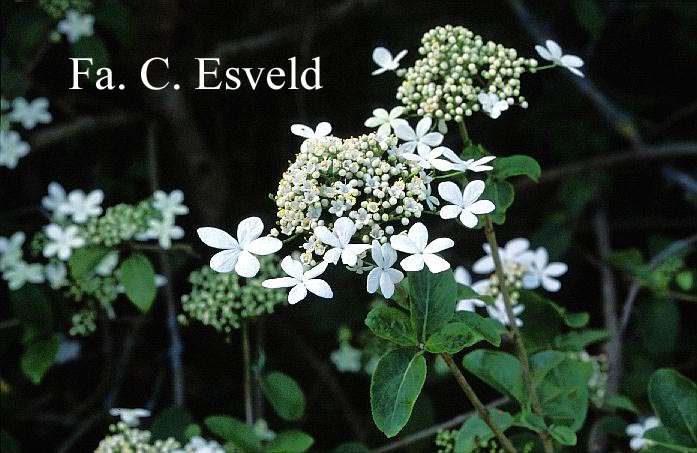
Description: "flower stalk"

(241, 320), (254, 426)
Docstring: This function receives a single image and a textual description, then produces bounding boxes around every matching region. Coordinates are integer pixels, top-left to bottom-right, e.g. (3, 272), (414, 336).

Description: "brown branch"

(28, 113), (139, 153)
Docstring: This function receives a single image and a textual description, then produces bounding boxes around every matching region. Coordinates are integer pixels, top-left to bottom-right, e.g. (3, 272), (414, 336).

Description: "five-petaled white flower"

(314, 217), (371, 266)
(454, 266), (485, 312)
(0, 232), (25, 271)
(290, 122), (332, 139)
(145, 217), (184, 249)
(262, 256), (333, 304)
(3, 261), (44, 290)
(535, 40), (585, 77)
(57, 10), (95, 43)
(395, 117), (443, 156)
(0, 130), (30, 169)
(478, 93), (509, 119)
(366, 240), (404, 298)
(441, 148), (496, 173)
(364, 107), (408, 136)
(197, 217), (282, 278)
(41, 182), (68, 219)
(402, 145), (455, 172)
(626, 416), (660, 451)
(43, 224), (85, 261)
(522, 247), (568, 292)
(486, 297), (524, 327)
(473, 238), (534, 274)
(371, 47), (407, 75)
(10, 97), (52, 129)
(60, 189), (104, 224)
(109, 408), (151, 427)
(438, 180), (495, 228)
(153, 189), (189, 220)
(390, 222), (454, 273)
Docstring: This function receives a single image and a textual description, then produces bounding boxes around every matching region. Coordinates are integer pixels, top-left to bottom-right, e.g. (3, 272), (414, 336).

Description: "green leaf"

(452, 311), (504, 347)
(267, 431), (315, 453)
(675, 271), (694, 291)
(605, 394), (640, 414)
(530, 350), (567, 386)
(517, 411), (546, 431)
(454, 410), (513, 452)
(518, 290), (589, 351)
(457, 285), (494, 305)
(553, 329), (609, 351)
(482, 180), (514, 225)
(390, 281), (410, 309)
(462, 350), (527, 405)
(597, 414), (629, 437)
(493, 155), (542, 183)
(365, 305), (417, 347)
(648, 369), (697, 447)
(11, 285), (52, 341)
(332, 443), (370, 453)
(637, 298), (679, 358)
(150, 406), (193, 443)
(408, 269), (457, 343)
(118, 253), (157, 312)
(204, 416), (262, 452)
(68, 246), (110, 279)
(21, 335), (59, 384)
(644, 426), (697, 453)
(370, 348), (427, 437)
(425, 322), (480, 354)
(549, 425), (577, 446)
(261, 372), (306, 422)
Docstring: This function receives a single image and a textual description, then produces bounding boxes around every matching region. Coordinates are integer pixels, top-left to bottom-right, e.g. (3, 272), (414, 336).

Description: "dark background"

(1, 0), (696, 451)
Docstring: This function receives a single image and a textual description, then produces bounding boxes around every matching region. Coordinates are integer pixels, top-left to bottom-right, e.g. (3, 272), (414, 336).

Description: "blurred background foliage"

(1, 0), (696, 451)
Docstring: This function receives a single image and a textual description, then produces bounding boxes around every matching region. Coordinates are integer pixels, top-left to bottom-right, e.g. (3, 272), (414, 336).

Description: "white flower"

(57, 10), (94, 43)
(473, 238), (534, 274)
(10, 97), (52, 130)
(60, 189), (104, 224)
(290, 122), (332, 139)
(366, 241), (404, 298)
(486, 297), (524, 327)
(41, 182), (69, 219)
(197, 217), (282, 278)
(252, 419), (277, 442)
(535, 40), (585, 77)
(437, 119), (448, 134)
(371, 47), (407, 75)
(425, 183), (440, 211)
(180, 436), (225, 453)
(364, 107), (408, 136)
(477, 93), (509, 119)
(390, 222), (454, 273)
(152, 190), (189, 220)
(402, 145), (455, 171)
(109, 408), (151, 427)
(43, 224), (85, 261)
(0, 130), (30, 169)
(522, 247), (568, 292)
(145, 217), (184, 249)
(96, 251), (120, 276)
(45, 262), (68, 289)
(454, 266), (485, 312)
(395, 117), (443, 156)
(440, 149), (496, 173)
(314, 217), (370, 266)
(331, 342), (362, 373)
(262, 256), (333, 304)
(0, 232), (25, 271)
(438, 180), (495, 228)
(3, 261), (44, 290)
(626, 416), (660, 451)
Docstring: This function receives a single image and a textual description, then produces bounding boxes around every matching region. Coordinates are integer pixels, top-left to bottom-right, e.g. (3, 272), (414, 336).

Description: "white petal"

(262, 276), (298, 289)
(439, 205), (462, 220)
(197, 227), (238, 250)
(408, 222), (429, 251)
(288, 284), (308, 304)
(438, 181), (464, 206)
(304, 260), (328, 280)
(346, 244), (371, 256)
(333, 217), (357, 246)
(393, 49), (408, 64)
(560, 54), (584, 68)
(420, 132), (443, 147)
(245, 236), (282, 255)
(629, 438), (644, 451)
(462, 180), (486, 206)
(377, 123), (391, 136)
(45, 224), (62, 240)
(394, 123), (417, 141)
(535, 44), (552, 61)
(235, 250), (260, 277)
(366, 268), (381, 294)
(400, 254), (425, 272)
(372, 47), (393, 67)
(566, 66), (585, 77)
(424, 238), (454, 254)
(390, 235), (418, 254)
(315, 122), (332, 137)
(472, 256), (494, 274)
(281, 256), (304, 280)
(386, 268), (404, 284)
(431, 158), (454, 172)
(305, 279), (333, 299)
(364, 117), (383, 128)
(314, 225), (341, 248)
(381, 244), (399, 268)
(340, 249), (358, 267)
(371, 67), (388, 76)
(323, 248), (342, 265)
(415, 117), (432, 137)
(456, 300), (475, 312)
(290, 124), (314, 138)
(506, 238), (531, 257)
(423, 254), (451, 273)
(546, 40), (563, 59)
(237, 217), (263, 247)
(454, 266), (471, 286)
(541, 275), (561, 292)
(379, 271), (396, 298)
(209, 249), (240, 273)
(467, 200), (495, 215)
(371, 240), (384, 267)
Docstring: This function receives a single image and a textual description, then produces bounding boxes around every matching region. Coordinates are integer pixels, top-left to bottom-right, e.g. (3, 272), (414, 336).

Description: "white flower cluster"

(57, 9), (94, 43)
(454, 238), (568, 327)
(626, 416), (660, 451)
(395, 25), (537, 122)
(0, 97), (52, 169)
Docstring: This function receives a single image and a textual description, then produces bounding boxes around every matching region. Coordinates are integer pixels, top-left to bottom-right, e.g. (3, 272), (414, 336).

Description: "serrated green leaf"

(204, 415), (261, 452)
(261, 372), (306, 421)
(118, 253), (156, 312)
(455, 410), (513, 452)
(425, 322), (478, 354)
(408, 269), (457, 343)
(648, 369), (697, 447)
(493, 155), (542, 183)
(462, 350), (527, 405)
(365, 305), (417, 347)
(68, 246), (110, 280)
(370, 348), (426, 438)
(21, 334), (59, 384)
(553, 329), (609, 351)
(452, 311), (504, 347)
(267, 430), (314, 453)
(549, 425), (577, 446)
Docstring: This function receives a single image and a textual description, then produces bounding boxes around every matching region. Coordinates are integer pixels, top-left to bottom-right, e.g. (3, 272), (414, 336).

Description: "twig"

(28, 113), (139, 153)
(483, 216), (553, 453)
(145, 121), (185, 407)
(440, 354), (517, 453)
(241, 320), (254, 426)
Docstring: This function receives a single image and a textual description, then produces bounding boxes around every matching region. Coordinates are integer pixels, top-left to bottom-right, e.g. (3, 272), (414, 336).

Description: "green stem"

(441, 353), (517, 453)
(458, 121), (470, 145)
(433, 171), (466, 180)
(241, 320), (254, 426)
(483, 216), (554, 453)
